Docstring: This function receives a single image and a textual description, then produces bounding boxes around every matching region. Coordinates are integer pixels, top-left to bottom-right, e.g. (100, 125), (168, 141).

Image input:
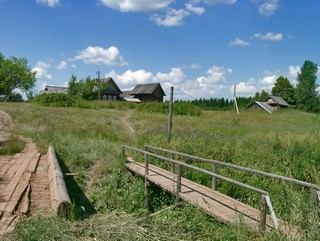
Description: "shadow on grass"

(55, 152), (96, 219)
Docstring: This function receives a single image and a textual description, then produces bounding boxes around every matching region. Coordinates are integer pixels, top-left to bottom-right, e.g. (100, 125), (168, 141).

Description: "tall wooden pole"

(234, 84), (239, 115)
(96, 71), (100, 101)
(168, 87), (174, 142)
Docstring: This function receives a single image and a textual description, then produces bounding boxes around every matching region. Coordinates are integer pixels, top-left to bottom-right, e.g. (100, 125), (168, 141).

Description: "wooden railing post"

(260, 194), (267, 232)
(311, 188), (319, 221)
(122, 145), (125, 157)
(176, 164), (181, 204)
(170, 152), (175, 173)
(144, 147), (149, 210)
(212, 163), (217, 191)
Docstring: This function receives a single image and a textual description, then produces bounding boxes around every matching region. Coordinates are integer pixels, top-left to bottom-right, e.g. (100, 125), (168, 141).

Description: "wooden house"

(39, 86), (68, 94)
(97, 77), (123, 101)
(265, 96), (290, 110)
(246, 96), (290, 114)
(127, 83), (166, 102)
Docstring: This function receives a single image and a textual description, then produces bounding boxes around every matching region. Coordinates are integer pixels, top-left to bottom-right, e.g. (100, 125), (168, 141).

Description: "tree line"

(184, 60), (319, 113)
(0, 52), (319, 113)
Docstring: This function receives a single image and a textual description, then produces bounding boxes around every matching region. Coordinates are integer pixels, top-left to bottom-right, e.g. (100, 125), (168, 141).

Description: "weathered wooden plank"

(20, 184), (31, 215)
(4, 172), (32, 214)
(0, 151), (36, 211)
(0, 153), (22, 178)
(27, 153), (41, 173)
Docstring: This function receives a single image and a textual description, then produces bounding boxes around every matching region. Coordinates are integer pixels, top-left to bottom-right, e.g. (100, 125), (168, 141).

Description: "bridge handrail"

(122, 144), (279, 231)
(144, 145), (320, 191)
(123, 145), (268, 195)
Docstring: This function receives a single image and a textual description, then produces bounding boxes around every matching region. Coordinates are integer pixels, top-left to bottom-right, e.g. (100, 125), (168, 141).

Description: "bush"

(137, 101), (202, 116)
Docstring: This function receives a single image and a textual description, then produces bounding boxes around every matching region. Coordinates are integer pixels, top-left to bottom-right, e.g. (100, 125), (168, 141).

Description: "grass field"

(1, 102), (319, 240)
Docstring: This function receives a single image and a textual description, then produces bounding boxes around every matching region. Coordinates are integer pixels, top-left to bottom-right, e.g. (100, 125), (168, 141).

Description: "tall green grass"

(1, 102), (319, 240)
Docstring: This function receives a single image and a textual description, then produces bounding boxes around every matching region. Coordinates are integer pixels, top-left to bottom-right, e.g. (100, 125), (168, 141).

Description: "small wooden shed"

(127, 83), (166, 102)
(246, 96), (290, 114)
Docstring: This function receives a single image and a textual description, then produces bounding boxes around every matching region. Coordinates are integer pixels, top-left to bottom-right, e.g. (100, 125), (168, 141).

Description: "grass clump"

(0, 136), (25, 155)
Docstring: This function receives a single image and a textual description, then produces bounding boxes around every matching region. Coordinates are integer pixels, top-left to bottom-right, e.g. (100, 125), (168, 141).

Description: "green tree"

(272, 76), (295, 104)
(0, 52), (36, 98)
(254, 90), (269, 101)
(68, 75), (100, 100)
(295, 60), (319, 112)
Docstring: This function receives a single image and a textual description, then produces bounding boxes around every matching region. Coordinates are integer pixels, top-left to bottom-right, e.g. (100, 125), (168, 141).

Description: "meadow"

(1, 101), (320, 240)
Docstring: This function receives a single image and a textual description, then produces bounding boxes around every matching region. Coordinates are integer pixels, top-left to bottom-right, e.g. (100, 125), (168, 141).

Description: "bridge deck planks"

(126, 158), (299, 237)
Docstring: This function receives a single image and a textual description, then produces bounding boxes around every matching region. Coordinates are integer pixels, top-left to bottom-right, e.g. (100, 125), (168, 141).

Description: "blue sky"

(1, 0), (320, 100)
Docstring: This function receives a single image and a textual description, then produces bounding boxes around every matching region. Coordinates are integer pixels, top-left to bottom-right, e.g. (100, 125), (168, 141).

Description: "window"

(103, 95), (107, 100)
(113, 96), (117, 101)
(108, 95), (112, 100)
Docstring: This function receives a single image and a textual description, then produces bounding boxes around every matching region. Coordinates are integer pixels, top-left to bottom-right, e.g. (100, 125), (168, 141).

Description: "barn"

(123, 83), (166, 102)
(246, 96), (290, 114)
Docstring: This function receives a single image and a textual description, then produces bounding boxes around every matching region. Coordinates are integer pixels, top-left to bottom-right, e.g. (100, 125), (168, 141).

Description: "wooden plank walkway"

(126, 157), (299, 237)
(0, 139), (51, 236)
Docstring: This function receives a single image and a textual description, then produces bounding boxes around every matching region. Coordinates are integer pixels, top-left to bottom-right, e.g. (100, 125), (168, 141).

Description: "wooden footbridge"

(123, 145), (320, 237)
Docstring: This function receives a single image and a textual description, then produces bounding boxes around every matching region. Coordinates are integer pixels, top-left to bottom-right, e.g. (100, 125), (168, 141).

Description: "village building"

(246, 96), (290, 114)
(39, 85), (68, 95)
(97, 77), (122, 101)
(122, 83), (166, 102)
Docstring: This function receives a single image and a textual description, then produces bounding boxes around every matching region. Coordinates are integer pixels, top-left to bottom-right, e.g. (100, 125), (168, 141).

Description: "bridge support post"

(311, 188), (319, 222)
(144, 147), (150, 210)
(170, 152), (175, 173)
(259, 194), (267, 232)
(212, 163), (217, 191)
(176, 164), (181, 204)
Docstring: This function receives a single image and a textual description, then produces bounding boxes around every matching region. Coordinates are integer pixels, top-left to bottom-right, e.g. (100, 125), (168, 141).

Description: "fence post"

(212, 163), (217, 191)
(122, 145), (125, 157)
(170, 152), (175, 173)
(311, 188), (319, 221)
(144, 147), (149, 210)
(176, 164), (181, 204)
(260, 194), (267, 232)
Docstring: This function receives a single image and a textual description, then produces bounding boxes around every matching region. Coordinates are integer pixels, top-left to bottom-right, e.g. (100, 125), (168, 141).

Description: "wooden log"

(47, 146), (71, 217)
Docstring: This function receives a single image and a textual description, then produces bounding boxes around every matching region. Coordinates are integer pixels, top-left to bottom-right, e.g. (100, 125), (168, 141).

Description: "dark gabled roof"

(247, 101), (275, 114)
(40, 85), (68, 94)
(265, 96), (290, 107)
(99, 77), (122, 94)
(130, 83), (166, 96)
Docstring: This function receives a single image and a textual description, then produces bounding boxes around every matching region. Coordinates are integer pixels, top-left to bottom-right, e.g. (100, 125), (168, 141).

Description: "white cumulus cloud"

(288, 65), (300, 79)
(259, 75), (278, 91)
(107, 69), (153, 88)
(153, 68), (186, 84)
(74, 46), (128, 66)
(254, 32), (283, 41)
(99, 0), (173, 12)
(229, 38), (249, 46)
(185, 3), (206, 15)
(57, 60), (67, 69)
(234, 81), (258, 95)
(258, 0), (279, 16)
(32, 61), (52, 81)
(36, 0), (60, 7)
(197, 66), (232, 88)
(204, 0), (236, 5)
(150, 8), (190, 26)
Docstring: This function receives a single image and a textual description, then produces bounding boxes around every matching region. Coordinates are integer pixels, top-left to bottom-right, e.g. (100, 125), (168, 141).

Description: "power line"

(175, 88), (197, 100)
